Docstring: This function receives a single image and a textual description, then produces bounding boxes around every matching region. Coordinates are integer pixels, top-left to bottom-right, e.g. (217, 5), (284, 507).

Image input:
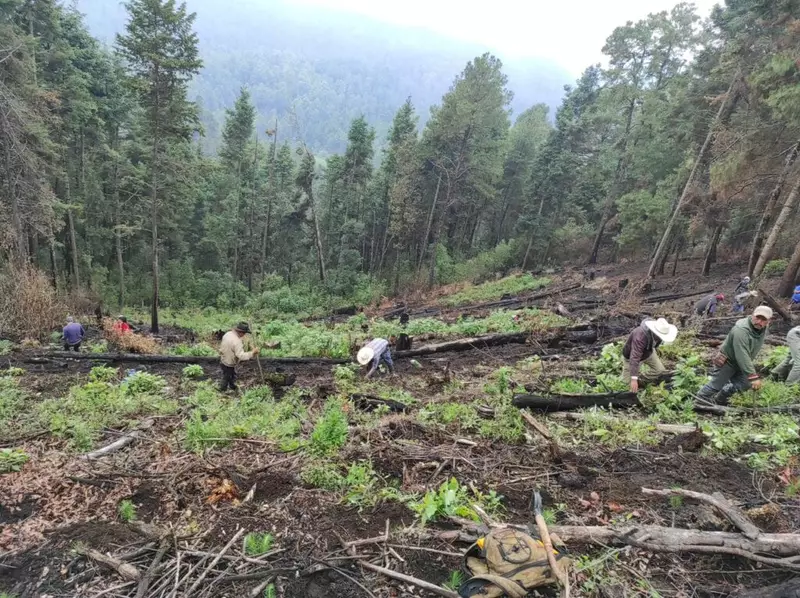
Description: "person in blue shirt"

(792, 285), (800, 305)
(62, 316), (85, 352)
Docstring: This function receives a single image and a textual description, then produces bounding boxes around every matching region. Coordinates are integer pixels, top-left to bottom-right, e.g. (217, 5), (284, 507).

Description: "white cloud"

(291, 0), (720, 76)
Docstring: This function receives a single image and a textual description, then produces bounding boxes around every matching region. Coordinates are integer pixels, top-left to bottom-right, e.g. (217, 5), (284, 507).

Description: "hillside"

(74, 0), (571, 153)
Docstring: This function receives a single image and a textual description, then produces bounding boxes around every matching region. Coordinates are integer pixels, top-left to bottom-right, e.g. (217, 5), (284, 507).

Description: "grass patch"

(169, 343), (218, 357)
(309, 398), (349, 456)
(118, 499), (137, 522)
(0, 377), (36, 439)
(439, 274), (550, 307)
(301, 460), (408, 508)
(244, 532), (274, 556)
(184, 384), (305, 452)
(38, 375), (177, 451)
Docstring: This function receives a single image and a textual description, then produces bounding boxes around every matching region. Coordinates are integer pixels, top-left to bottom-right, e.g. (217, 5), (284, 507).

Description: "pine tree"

(116, 0), (201, 332)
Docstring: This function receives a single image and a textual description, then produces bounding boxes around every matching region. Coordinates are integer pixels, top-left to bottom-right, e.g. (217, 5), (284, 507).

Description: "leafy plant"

(182, 364), (205, 379)
(3, 367), (24, 377)
(0, 339), (12, 355)
(244, 532), (274, 555)
(587, 343), (623, 375)
(264, 584), (276, 598)
(763, 259), (789, 278)
(732, 381), (800, 408)
(550, 378), (590, 394)
(87, 340), (108, 354)
(121, 371), (166, 395)
(419, 402), (480, 430)
(118, 499), (137, 522)
(89, 366), (118, 383)
(409, 478), (504, 526)
(443, 571), (465, 591)
(0, 448), (28, 473)
(309, 398), (349, 456)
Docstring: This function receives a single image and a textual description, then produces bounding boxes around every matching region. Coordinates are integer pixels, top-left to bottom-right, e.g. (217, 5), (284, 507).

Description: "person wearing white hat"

(697, 305), (773, 404)
(357, 337), (395, 379)
(621, 318), (678, 393)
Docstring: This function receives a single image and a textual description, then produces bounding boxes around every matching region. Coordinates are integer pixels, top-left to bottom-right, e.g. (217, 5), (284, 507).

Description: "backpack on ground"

(458, 527), (570, 598)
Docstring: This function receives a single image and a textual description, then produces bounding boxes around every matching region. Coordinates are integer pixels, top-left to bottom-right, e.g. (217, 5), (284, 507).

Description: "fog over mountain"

(75, 0), (571, 153)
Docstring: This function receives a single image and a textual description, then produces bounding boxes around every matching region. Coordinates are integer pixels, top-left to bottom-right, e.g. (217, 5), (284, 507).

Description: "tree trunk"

(777, 237), (800, 298)
(67, 208), (80, 289)
(309, 183), (327, 284)
(418, 173), (442, 273)
(150, 83), (160, 334)
(521, 233), (535, 270)
(49, 237), (58, 288)
(753, 175), (800, 279)
(648, 74), (741, 278)
(671, 240), (681, 277)
(702, 223), (724, 276)
(748, 140), (800, 276)
(5, 145), (27, 262)
(261, 120), (278, 275)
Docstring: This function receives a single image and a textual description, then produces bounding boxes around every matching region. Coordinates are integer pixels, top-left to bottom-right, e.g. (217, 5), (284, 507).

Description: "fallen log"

(395, 332), (531, 358)
(758, 287), (796, 323)
(76, 547), (141, 581)
(513, 392), (639, 412)
(351, 394), (408, 413)
(643, 288), (714, 304)
(82, 419), (153, 460)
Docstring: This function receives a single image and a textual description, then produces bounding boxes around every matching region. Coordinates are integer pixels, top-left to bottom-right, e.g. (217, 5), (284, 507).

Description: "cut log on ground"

(643, 288), (714, 304)
(351, 394), (408, 413)
(513, 392), (639, 412)
(395, 332), (531, 357)
(758, 287), (796, 322)
(82, 419), (154, 460)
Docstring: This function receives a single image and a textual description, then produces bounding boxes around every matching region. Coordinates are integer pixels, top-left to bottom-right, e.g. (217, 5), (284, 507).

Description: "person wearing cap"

(62, 316), (85, 352)
(694, 293), (725, 317)
(219, 322), (260, 392)
(622, 317), (678, 393)
(357, 337), (395, 379)
(696, 306), (773, 404)
(771, 326), (800, 385)
(734, 276), (751, 296)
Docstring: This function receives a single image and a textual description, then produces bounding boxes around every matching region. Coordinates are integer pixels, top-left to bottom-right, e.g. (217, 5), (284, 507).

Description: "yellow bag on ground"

(458, 527), (570, 598)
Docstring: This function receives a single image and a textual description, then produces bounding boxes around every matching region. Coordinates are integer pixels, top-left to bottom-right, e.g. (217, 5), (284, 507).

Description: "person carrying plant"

(771, 326), (800, 385)
(357, 337), (395, 379)
(696, 306), (773, 404)
(694, 293), (725, 317)
(622, 317), (678, 393)
(62, 316), (85, 352)
(219, 321), (260, 392)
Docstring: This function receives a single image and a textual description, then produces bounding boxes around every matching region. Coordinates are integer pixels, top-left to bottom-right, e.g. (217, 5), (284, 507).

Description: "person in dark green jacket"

(696, 306), (773, 404)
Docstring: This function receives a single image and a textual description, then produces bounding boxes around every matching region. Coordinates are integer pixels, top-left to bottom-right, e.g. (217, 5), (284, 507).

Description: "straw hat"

(644, 318), (678, 344)
(357, 346), (375, 365)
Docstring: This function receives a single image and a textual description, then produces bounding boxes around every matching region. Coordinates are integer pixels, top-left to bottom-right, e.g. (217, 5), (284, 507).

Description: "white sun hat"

(644, 317), (678, 344)
(357, 346), (375, 365)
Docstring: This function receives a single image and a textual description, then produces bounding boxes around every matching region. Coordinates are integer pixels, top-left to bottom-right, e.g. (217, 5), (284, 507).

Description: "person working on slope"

(694, 293), (725, 317)
(219, 321), (260, 392)
(357, 337), (395, 379)
(622, 317), (678, 393)
(62, 316), (85, 352)
(771, 325), (800, 385)
(793, 285), (800, 305)
(113, 315), (133, 334)
(734, 276), (751, 296)
(696, 306), (772, 404)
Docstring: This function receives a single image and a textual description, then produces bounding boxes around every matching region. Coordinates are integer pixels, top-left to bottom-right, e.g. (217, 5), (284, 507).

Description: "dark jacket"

(720, 317), (767, 378)
(694, 294), (718, 316)
(63, 322), (85, 345)
(623, 321), (662, 378)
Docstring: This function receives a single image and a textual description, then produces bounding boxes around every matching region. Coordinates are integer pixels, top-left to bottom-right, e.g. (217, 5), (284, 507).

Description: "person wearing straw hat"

(357, 337), (395, 379)
(219, 321), (260, 392)
(622, 317), (678, 393)
(696, 306), (773, 404)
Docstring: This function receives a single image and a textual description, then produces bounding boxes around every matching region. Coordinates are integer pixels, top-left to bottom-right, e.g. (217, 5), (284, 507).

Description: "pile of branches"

(64, 523), (291, 598)
(102, 318), (162, 354)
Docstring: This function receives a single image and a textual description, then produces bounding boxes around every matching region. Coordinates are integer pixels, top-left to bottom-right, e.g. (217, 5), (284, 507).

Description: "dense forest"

(1, 0), (799, 332)
(74, 0), (571, 154)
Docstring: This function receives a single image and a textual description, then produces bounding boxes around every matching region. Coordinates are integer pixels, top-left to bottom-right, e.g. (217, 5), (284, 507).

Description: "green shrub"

(182, 364), (205, 379)
(763, 259), (789, 278)
(586, 343), (623, 375)
(0, 339), (12, 355)
(0, 448), (28, 473)
(122, 371), (166, 396)
(89, 366), (118, 383)
(244, 532), (274, 555)
(309, 399), (349, 455)
(440, 274), (550, 307)
(87, 340), (108, 354)
(409, 478), (503, 526)
(118, 499), (137, 522)
(3, 367), (24, 377)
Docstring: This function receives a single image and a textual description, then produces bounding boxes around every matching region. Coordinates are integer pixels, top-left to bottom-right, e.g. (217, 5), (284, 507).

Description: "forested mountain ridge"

(74, 0), (571, 154)
(1, 0), (800, 335)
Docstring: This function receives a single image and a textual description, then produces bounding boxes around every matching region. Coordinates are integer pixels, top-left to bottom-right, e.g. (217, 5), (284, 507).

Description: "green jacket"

(720, 317), (768, 377)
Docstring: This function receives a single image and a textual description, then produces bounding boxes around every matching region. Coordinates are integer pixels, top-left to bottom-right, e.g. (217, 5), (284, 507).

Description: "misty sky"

(294, 0), (721, 76)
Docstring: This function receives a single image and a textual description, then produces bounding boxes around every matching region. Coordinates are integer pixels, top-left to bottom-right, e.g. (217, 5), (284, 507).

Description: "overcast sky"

(293, 0), (721, 76)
